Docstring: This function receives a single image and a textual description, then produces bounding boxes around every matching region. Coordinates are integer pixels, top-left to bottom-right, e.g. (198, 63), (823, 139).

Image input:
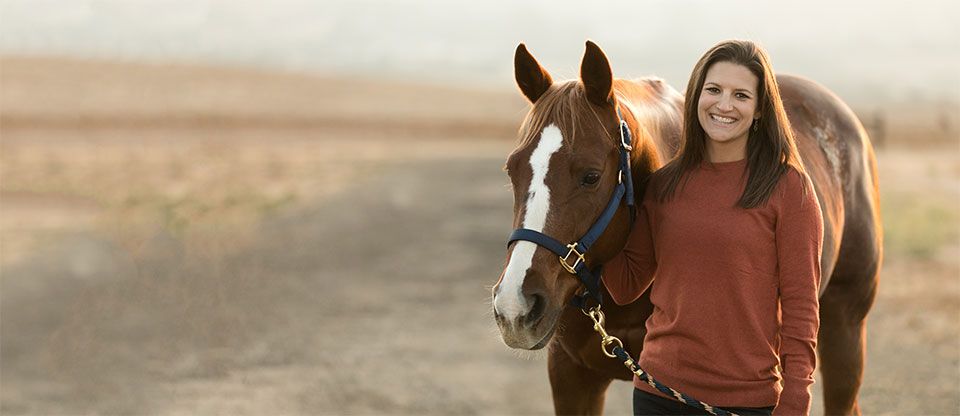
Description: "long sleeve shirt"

(602, 158), (822, 415)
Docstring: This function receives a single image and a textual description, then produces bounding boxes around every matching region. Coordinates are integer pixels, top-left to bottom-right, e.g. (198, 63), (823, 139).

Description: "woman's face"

(697, 61), (760, 150)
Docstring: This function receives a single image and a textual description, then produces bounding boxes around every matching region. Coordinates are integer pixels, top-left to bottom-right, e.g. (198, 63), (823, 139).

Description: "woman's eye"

(580, 172), (601, 187)
(705, 87), (720, 94)
(736, 92), (751, 99)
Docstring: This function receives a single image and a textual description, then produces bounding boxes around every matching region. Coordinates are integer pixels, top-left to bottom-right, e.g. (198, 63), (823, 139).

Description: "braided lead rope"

(583, 308), (737, 416)
(610, 345), (736, 416)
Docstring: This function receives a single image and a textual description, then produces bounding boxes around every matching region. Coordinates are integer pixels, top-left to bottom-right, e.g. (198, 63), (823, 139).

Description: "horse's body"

(492, 42), (880, 415)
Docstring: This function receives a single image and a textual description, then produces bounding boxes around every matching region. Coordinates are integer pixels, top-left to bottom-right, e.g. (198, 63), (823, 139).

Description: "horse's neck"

(617, 81), (683, 205)
(617, 81), (683, 163)
(629, 139), (662, 204)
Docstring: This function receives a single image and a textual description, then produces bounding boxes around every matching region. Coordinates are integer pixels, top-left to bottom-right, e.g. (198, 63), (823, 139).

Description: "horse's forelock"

(518, 81), (610, 150)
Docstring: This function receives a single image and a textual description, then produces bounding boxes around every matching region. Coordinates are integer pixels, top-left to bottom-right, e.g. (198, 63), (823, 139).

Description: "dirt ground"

(1, 58), (958, 415)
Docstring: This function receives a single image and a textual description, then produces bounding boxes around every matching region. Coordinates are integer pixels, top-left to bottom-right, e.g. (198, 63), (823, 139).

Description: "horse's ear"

(580, 40), (614, 107)
(515, 43), (553, 103)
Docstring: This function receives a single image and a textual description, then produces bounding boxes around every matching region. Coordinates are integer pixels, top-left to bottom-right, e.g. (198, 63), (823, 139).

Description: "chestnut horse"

(492, 41), (881, 415)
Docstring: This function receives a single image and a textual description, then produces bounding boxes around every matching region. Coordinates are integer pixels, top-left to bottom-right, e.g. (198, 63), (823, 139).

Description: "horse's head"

(492, 41), (642, 350)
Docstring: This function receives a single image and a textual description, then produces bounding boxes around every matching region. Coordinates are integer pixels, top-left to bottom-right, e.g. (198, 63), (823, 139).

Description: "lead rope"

(582, 307), (739, 416)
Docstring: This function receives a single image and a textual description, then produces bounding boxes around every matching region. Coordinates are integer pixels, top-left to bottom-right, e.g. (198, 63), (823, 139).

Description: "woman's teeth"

(711, 114), (736, 124)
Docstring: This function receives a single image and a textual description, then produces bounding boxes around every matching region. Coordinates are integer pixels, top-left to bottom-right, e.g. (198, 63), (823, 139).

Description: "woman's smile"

(708, 113), (738, 125)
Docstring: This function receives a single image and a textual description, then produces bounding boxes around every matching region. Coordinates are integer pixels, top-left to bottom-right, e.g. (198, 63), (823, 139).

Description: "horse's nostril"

(493, 308), (506, 327)
(523, 292), (546, 327)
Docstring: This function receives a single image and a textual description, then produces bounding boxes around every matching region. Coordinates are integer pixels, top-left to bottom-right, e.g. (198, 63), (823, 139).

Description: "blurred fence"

(856, 105), (959, 148)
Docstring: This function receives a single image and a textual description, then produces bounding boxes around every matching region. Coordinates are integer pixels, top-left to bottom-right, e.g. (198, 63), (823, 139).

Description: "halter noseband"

(507, 108), (635, 310)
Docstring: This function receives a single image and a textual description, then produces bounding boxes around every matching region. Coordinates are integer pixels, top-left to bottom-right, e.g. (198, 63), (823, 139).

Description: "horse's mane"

(615, 77), (684, 154)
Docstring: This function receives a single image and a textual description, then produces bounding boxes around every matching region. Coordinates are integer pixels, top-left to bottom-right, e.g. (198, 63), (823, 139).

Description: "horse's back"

(777, 74), (882, 296)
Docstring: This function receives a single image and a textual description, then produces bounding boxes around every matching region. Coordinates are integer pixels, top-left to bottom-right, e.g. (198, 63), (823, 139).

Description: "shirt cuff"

(773, 375), (812, 415)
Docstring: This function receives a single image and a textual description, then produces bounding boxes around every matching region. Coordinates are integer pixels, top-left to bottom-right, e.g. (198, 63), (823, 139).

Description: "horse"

(491, 41), (881, 416)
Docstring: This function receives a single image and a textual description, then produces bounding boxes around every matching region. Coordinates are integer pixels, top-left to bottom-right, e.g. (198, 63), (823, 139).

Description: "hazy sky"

(2, 0), (958, 104)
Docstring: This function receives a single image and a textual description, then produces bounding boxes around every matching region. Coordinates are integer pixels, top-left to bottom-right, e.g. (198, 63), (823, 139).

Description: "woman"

(602, 40), (823, 415)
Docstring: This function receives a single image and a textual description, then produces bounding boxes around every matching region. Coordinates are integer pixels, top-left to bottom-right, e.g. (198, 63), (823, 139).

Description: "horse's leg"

(817, 273), (879, 416)
(548, 343), (612, 415)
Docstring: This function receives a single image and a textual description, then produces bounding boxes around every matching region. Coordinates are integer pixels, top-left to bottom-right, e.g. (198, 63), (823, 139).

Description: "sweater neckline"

(700, 158), (747, 171)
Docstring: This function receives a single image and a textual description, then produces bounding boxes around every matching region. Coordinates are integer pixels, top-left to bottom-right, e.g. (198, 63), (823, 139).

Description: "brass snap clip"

(583, 307), (624, 358)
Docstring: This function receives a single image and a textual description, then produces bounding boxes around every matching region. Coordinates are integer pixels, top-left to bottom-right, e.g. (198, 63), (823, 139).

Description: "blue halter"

(507, 108), (635, 310)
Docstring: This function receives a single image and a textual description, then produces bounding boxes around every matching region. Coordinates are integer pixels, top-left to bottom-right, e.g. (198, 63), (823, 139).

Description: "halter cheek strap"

(507, 108), (635, 310)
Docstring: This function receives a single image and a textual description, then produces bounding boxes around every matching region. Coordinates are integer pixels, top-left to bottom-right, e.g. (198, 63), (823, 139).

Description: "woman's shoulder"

(648, 166), (668, 186)
(648, 158), (681, 186)
(774, 163), (818, 210)
(780, 164), (813, 190)
(643, 162), (674, 199)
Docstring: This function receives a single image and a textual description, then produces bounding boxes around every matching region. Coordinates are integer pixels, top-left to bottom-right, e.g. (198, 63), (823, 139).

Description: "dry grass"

(875, 146), (960, 261)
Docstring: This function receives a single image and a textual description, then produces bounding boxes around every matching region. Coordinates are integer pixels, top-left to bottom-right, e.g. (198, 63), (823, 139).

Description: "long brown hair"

(658, 40), (805, 208)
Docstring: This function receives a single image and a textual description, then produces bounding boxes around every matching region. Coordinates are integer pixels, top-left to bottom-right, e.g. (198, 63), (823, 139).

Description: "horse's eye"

(580, 171), (601, 187)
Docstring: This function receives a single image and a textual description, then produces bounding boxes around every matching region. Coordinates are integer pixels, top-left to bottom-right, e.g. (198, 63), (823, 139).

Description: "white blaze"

(495, 124), (564, 321)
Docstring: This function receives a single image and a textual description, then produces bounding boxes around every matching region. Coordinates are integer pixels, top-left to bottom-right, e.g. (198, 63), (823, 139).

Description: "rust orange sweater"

(602, 159), (822, 415)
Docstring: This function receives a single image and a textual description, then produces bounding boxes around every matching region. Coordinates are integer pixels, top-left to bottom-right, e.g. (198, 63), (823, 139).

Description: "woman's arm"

(600, 192), (658, 306)
(773, 170), (823, 416)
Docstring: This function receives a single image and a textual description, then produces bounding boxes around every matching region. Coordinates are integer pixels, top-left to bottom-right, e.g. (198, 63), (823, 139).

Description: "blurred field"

(0, 57), (525, 265)
(1, 57), (958, 415)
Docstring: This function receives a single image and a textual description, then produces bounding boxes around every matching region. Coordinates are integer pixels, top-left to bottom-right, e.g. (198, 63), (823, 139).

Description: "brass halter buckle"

(559, 242), (586, 274)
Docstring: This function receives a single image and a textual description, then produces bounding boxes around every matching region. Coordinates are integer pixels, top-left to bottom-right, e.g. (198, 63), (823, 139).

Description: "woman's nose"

(716, 95), (734, 111)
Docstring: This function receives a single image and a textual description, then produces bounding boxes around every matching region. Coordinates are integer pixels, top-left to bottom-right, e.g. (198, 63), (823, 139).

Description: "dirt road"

(1, 154), (596, 415)
(3, 151), (958, 415)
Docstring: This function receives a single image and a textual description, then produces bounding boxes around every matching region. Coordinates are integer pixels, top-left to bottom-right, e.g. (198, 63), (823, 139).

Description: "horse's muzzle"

(493, 288), (557, 349)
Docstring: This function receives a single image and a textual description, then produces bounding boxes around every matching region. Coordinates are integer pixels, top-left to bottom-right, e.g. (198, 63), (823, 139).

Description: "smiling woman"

(602, 40), (829, 415)
(659, 40), (802, 210)
(578, 34), (886, 415)
(697, 61), (761, 163)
